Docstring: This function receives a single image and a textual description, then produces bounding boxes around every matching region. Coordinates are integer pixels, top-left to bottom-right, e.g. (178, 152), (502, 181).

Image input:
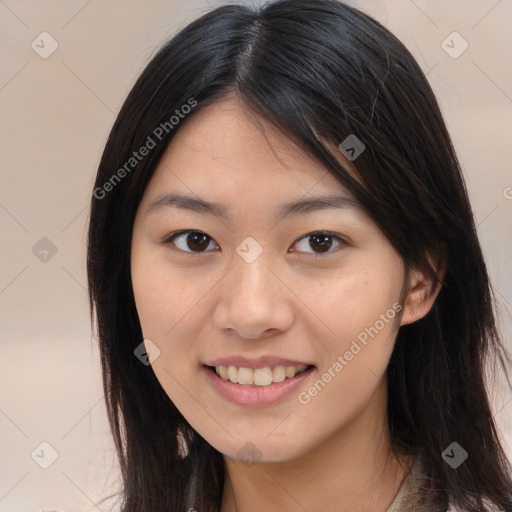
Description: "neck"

(219, 382), (413, 512)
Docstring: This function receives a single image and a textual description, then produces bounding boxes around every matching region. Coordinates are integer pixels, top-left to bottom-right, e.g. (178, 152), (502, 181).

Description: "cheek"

(307, 262), (402, 353)
(304, 263), (402, 411)
(130, 248), (221, 403)
(131, 253), (205, 414)
(291, 284), (400, 455)
(131, 247), (207, 338)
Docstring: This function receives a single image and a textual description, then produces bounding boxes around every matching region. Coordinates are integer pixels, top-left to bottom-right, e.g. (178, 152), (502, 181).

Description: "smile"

(212, 364), (311, 386)
(203, 364), (316, 407)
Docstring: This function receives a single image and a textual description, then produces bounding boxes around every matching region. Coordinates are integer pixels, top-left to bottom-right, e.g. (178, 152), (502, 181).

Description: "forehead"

(141, 96), (360, 214)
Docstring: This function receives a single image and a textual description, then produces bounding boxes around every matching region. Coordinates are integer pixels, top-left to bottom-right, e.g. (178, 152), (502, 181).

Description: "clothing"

(385, 455), (460, 512)
(385, 454), (462, 512)
(385, 455), (424, 511)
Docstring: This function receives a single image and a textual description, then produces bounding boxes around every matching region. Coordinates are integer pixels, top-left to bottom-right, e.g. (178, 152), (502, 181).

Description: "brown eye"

(291, 232), (345, 255)
(163, 230), (345, 257)
(165, 231), (218, 253)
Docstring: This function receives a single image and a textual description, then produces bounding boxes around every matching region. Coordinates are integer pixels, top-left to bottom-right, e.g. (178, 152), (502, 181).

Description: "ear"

(399, 254), (446, 327)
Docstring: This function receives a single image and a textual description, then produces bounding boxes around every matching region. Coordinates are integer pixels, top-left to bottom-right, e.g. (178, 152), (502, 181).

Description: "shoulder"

(386, 455), (428, 512)
(386, 454), (445, 512)
(387, 454), (506, 512)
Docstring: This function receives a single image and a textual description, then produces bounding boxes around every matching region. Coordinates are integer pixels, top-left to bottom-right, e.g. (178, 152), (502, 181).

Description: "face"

(130, 96), (418, 463)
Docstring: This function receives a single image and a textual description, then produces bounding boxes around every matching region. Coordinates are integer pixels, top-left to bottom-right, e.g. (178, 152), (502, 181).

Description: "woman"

(87, 1), (512, 510)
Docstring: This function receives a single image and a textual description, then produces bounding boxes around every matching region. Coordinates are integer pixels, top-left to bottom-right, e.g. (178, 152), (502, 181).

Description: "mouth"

(203, 363), (316, 407)
(205, 363), (315, 387)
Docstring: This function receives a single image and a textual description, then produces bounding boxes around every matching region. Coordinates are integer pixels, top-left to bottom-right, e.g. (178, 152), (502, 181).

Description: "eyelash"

(161, 230), (347, 258)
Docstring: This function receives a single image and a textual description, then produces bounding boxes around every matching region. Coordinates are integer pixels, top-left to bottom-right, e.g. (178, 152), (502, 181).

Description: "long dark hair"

(87, 1), (512, 510)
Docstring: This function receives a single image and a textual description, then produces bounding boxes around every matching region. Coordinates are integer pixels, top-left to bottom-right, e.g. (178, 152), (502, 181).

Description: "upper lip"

(203, 356), (315, 369)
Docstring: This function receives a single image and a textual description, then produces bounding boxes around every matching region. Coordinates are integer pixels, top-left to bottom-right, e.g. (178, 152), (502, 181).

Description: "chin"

(208, 435), (310, 465)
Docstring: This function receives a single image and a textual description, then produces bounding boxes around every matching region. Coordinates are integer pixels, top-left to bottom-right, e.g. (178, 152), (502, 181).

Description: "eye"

(291, 231), (345, 256)
(163, 230), (219, 254)
(162, 230), (346, 256)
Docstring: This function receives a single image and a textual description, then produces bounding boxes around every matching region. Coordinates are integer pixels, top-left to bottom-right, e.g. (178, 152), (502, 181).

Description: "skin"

(130, 95), (442, 511)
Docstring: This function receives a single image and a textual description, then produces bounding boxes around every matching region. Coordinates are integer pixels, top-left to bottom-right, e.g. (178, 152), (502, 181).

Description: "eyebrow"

(146, 191), (361, 222)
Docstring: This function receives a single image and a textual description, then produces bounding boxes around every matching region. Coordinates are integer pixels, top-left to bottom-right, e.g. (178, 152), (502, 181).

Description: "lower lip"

(203, 365), (315, 407)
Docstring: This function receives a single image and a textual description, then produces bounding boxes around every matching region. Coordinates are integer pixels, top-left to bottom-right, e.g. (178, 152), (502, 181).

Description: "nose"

(212, 252), (294, 340)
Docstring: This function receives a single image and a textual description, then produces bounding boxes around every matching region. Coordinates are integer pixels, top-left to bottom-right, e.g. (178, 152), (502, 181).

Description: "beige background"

(1, 0), (511, 510)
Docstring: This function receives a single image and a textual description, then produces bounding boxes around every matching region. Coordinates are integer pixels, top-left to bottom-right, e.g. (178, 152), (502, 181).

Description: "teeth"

(214, 364), (310, 386)
(254, 367), (273, 386)
(285, 366), (297, 378)
(217, 365), (229, 380)
(272, 365), (286, 383)
(227, 365), (238, 383)
(237, 367), (254, 385)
